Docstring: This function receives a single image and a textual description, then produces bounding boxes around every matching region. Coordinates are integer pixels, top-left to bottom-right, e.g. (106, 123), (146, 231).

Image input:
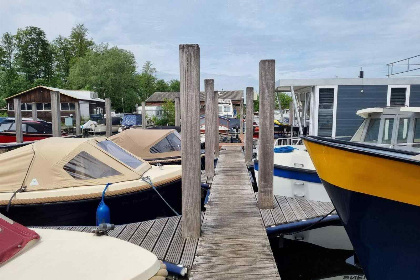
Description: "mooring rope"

(282, 208), (336, 236)
(141, 176), (180, 216)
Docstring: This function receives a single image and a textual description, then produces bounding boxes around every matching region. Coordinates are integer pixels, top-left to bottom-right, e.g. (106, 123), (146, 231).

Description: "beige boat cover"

(0, 137), (150, 193)
(109, 129), (181, 160)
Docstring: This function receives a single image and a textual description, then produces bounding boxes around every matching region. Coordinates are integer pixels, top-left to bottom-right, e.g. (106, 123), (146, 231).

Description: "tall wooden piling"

(180, 44), (201, 239)
(105, 98), (112, 137)
(204, 79), (215, 183)
(175, 97), (181, 127)
(75, 102), (81, 136)
(50, 91), (61, 137)
(239, 98), (244, 135)
(14, 98), (23, 143)
(31, 102), (37, 121)
(142, 101), (146, 129)
(214, 92), (219, 158)
(258, 60), (275, 209)
(245, 87), (254, 164)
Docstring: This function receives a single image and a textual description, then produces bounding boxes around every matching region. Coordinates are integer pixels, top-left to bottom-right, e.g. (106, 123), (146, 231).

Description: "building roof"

(276, 77), (420, 92)
(146, 90), (244, 103)
(5, 86), (105, 102)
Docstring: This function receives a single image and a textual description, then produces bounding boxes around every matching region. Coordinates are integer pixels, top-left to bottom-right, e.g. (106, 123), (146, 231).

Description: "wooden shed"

(5, 86), (105, 122)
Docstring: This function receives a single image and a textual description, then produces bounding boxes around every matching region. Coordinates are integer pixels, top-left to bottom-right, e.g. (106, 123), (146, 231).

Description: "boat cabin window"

(150, 132), (181, 153)
(7, 123), (27, 132)
(364, 119), (381, 143)
(397, 118), (409, 143)
(97, 140), (143, 169)
(64, 151), (121, 180)
(382, 118), (394, 144)
(414, 118), (420, 143)
(0, 122), (12, 132)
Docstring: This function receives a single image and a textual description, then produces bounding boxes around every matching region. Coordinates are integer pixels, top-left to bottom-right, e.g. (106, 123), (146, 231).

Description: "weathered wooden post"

(180, 44), (201, 239)
(32, 102), (37, 121)
(50, 91), (61, 137)
(214, 93), (219, 158)
(14, 98), (23, 143)
(239, 98), (244, 135)
(141, 101), (146, 129)
(174, 97), (181, 127)
(205, 79), (215, 183)
(75, 102), (81, 136)
(245, 87), (254, 164)
(105, 98), (112, 137)
(257, 59), (275, 209)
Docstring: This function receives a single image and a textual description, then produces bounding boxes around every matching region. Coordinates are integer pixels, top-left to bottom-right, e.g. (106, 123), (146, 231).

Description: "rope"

(6, 185), (27, 212)
(141, 176), (180, 216)
(282, 208), (336, 236)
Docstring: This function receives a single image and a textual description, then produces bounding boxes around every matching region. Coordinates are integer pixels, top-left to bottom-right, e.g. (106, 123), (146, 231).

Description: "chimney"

(359, 68), (364, 78)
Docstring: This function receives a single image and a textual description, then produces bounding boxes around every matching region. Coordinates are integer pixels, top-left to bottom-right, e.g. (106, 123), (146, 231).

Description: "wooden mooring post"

(75, 102), (81, 136)
(239, 98), (244, 135)
(50, 91), (61, 137)
(14, 98), (23, 143)
(258, 59), (275, 209)
(175, 97), (181, 127)
(245, 87), (254, 164)
(141, 101), (146, 129)
(31, 102), (37, 121)
(105, 98), (112, 137)
(204, 79), (216, 183)
(214, 92), (219, 158)
(180, 44), (201, 239)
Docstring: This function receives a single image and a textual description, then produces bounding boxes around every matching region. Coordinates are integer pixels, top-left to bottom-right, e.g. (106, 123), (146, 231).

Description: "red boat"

(0, 119), (53, 143)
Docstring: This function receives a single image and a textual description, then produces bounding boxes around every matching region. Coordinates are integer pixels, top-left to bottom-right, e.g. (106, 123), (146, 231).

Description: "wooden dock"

(190, 146), (280, 280)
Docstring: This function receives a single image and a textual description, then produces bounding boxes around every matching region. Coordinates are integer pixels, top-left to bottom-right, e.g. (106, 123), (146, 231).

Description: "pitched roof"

(5, 86), (105, 102)
(146, 90), (244, 103)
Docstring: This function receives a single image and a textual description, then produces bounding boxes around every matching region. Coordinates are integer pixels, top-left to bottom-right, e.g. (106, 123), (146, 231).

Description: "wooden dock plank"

(141, 217), (168, 251)
(190, 146), (280, 279)
(153, 216), (181, 259)
(164, 219), (186, 264)
(128, 219), (155, 246)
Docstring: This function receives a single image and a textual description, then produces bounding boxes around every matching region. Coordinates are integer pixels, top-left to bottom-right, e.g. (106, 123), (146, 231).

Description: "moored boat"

(0, 119), (53, 143)
(0, 213), (168, 279)
(303, 135), (420, 279)
(0, 137), (182, 226)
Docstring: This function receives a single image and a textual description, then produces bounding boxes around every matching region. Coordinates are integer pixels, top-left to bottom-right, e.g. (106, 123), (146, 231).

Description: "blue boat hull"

(254, 161), (321, 183)
(324, 180), (420, 280)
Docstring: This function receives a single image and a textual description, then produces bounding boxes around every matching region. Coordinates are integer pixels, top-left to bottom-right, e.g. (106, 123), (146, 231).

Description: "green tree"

(254, 93), (259, 112)
(137, 61), (157, 101)
(168, 79), (180, 91)
(69, 24), (94, 60)
(276, 92), (292, 109)
(68, 45), (139, 113)
(152, 98), (175, 126)
(155, 79), (169, 92)
(51, 35), (72, 87)
(14, 26), (53, 83)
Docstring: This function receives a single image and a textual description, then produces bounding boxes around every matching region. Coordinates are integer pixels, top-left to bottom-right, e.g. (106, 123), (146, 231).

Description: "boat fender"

(274, 146), (295, 153)
(201, 183), (210, 190)
(96, 183), (112, 226)
(163, 261), (188, 277)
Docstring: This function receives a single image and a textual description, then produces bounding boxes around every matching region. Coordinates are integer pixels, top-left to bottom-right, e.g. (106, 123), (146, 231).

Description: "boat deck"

(190, 146), (280, 280)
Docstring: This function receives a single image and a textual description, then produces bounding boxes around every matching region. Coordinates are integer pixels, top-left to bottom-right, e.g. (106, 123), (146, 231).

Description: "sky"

(1, 0), (420, 91)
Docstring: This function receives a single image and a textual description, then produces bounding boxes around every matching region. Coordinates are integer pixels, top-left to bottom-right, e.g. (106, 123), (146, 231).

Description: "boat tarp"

(109, 129), (181, 160)
(0, 137), (151, 193)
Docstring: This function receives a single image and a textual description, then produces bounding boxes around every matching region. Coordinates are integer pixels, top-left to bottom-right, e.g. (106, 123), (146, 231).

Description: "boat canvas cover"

(0, 137), (150, 193)
(0, 213), (40, 264)
(110, 129), (181, 160)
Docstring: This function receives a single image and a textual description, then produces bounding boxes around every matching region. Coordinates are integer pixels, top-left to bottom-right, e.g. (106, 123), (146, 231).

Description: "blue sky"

(1, 0), (420, 90)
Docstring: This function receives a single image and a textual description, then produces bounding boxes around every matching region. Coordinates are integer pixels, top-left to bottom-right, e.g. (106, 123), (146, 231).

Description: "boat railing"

(274, 137), (302, 146)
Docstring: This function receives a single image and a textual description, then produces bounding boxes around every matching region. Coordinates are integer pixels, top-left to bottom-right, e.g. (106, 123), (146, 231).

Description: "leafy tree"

(254, 93), (259, 112)
(137, 61), (157, 101)
(14, 26), (53, 83)
(0, 32), (14, 70)
(276, 92), (292, 109)
(51, 36), (72, 87)
(155, 79), (169, 92)
(152, 98), (175, 126)
(168, 79), (180, 91)
(68, 45), (139, 113)
(69, 24), (94, 60)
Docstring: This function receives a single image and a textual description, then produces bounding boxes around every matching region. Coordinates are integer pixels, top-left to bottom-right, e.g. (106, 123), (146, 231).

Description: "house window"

(60, 103), (76, 111)
(8, 103), (14, 111)
(318, 88), (335, 137)
(43, 103), (51, 110)
(36, 103), (44, 110)
(20, 103), (33, 111)
(387, 85), (410, 107)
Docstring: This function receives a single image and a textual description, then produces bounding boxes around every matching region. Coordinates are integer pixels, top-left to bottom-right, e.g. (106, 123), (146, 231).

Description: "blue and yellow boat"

(303, 136), (420, 279)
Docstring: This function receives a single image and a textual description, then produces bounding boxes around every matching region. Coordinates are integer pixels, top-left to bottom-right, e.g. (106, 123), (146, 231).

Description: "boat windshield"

(382, 118), (394, 144)
(397, 118), (410, 143)
(150, 131), (181, 153)
(97, 140), (143, 169)
(414, 118), (420, 143)
(364, 119), (381, 143)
